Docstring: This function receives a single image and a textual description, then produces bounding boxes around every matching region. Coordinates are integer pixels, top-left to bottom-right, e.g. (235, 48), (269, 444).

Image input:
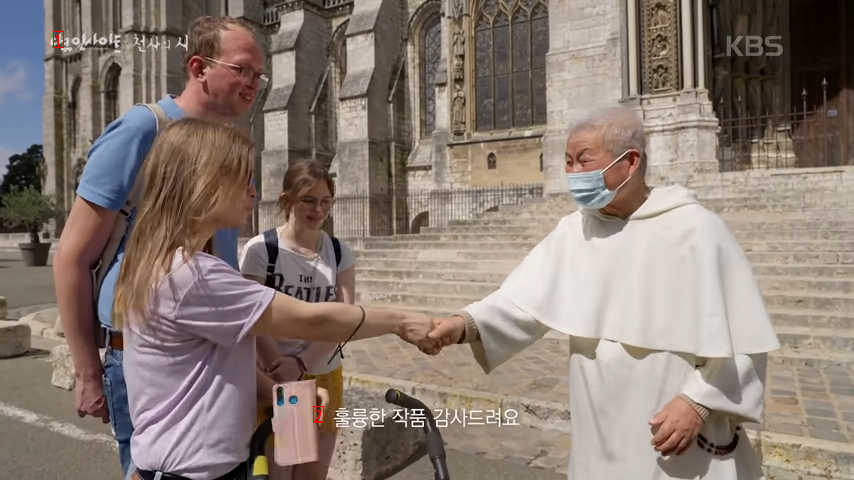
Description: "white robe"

(462, 185), (780, 480)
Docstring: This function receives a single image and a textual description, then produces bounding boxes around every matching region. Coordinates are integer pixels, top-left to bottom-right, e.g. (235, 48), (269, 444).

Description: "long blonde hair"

(113, 118), (254, 328)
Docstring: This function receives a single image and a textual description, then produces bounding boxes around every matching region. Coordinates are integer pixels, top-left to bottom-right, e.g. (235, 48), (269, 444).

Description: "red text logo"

(52, 31), (65, 48)
(313, 406), (325, 423)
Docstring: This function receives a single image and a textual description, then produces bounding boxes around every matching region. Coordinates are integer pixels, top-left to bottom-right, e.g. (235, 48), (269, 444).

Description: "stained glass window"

(422, 16), (442, 137)
(474, 0), (548, 131)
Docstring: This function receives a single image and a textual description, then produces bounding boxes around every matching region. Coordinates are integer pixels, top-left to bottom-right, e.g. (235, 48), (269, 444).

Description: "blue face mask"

(566, 150), (633, 210)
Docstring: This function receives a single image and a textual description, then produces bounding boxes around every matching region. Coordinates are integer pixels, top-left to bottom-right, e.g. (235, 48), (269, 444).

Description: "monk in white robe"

(429, 107), (781, 480)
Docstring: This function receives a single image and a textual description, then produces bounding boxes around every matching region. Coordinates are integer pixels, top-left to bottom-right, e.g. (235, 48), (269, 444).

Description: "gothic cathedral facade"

(43, 0), (853, 232)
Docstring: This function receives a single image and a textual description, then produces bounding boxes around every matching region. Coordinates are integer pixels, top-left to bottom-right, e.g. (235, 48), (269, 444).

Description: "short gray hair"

(566, 107), (647, 176)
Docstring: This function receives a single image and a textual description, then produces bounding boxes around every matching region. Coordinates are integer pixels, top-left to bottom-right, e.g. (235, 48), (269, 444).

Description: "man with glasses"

(53, 15), (269, 477)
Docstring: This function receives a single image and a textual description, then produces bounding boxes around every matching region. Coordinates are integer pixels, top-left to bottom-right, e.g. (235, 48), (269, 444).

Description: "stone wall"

(49, 0), (813, 234)
(541, 0), (626, 194)
(451, 136), (544, 187)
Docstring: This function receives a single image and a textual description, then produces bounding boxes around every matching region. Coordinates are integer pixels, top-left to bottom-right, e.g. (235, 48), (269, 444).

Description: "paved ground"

(0, 249), (56, 310)
(344, 335), (854, 444)
(0, 340), (568, 479)
(4, 248), (854, 477)
(0, 250), (569, 479)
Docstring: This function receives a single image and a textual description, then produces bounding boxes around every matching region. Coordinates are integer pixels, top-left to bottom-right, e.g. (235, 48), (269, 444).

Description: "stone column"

(695, 0), (705, 90)
(680, 0), (694, 89)
(44, 0), (68, 235)
(261, 7), (330, 206)
(541, 0), (628, 194)
(429, 4), (457, 189)
(627, 0), (640, 97)
(629, 0), (718, 178)
(77, 0), (99, 156)
(333, 0), (404, 235)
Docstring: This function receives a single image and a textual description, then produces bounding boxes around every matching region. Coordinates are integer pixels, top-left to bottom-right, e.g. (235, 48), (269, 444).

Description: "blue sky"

(0, 3), (44, 173)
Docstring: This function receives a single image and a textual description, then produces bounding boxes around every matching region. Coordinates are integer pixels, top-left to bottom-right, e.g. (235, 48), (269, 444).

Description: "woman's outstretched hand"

(395, 311), (443, 355)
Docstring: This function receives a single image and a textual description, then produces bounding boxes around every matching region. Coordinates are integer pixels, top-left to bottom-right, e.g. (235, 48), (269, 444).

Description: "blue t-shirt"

(77, 95), (240, 330)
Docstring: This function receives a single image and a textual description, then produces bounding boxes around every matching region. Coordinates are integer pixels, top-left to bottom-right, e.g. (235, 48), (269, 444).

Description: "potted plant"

(0, 186), (60, 267)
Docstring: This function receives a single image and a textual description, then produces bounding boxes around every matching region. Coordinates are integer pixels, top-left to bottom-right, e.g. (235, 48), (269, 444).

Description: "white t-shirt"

(239, 230), (355, 375)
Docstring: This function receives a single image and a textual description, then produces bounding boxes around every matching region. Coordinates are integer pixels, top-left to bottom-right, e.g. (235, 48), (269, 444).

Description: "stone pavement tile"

(344, 336), (570, 404)
(764, 363), (854, 443)
(346, 335), (854, 445)
(426, 420), (570, 471)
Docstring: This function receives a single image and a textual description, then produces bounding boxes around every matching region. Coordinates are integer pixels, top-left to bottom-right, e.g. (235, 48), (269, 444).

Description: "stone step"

(774, 325), (854, 351)
(670, 168), (854, 185)
(394, 229), (854, 244)
(362, 295), (854, 354)
(768, 308), (854, 330)
(769, 345), (854, 370)
(363, 240), (537, 251)
(361, 239), (854, 253)
(742, 240), (854, 252)
(367, 294), (854, 333)
(358, 278), (498, 298)
(426, 220), (854, 234)
(356, 267), (510, 284)
(752, 263), (854, 278)
(358, 276), (854, 302)
(758, 276), (854, 295)
(745, 251), (854, 265)
(494, 191), (854, 217)
(764, 291), (854, 311)
(354, 259), (521, 273)
(356, 248), (854, 265)
(355, 248), (521, 262)
(452, 211), (840, 227)
(357, 265), (854, 295)
(514, 191), (854, 209)
(358, 279), (854, 317)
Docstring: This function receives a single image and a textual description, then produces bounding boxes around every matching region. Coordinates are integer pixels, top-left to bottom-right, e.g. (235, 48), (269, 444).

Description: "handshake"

(394, 311), (468, 355)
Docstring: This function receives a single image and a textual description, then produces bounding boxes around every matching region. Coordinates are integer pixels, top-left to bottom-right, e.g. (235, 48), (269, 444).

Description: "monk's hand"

(428, 316), (466, 347)
(649, 396), (704, 456)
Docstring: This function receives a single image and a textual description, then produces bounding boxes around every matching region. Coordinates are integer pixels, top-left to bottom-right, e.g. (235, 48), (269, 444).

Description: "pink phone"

(271, 380), (320, 466)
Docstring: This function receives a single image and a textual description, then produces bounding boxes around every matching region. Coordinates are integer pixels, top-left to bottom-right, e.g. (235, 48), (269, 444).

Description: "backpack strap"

(331, 236), (342, 268)
(93, 103), (168, 300)
(262, 229), (279, 289)
(90, 103), (169, 341)
(124, 103), (168, 211)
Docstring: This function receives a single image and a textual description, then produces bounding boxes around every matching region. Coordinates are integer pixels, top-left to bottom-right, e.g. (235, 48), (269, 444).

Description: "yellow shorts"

(256, 365), (344, 443)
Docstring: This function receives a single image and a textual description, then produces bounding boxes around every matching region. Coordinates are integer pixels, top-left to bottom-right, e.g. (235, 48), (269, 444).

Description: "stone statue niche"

(36, 155), (48, 192)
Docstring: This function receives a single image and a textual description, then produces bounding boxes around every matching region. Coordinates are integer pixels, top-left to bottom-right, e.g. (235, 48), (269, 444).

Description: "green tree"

(1, 144), (44, 195)
(0, 186), (60, 243)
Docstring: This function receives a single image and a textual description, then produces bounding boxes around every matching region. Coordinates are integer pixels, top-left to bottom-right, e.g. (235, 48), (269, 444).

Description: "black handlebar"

(385, 389), (450, 480)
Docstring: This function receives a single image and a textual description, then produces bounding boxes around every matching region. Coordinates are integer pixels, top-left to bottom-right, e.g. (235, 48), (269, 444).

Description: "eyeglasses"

(203, 57), (270, 89)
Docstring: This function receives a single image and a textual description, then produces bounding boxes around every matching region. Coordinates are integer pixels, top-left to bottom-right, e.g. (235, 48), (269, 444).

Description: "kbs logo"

(52, 31), (65, 48)
(725, 36), (783, 57)
(313, 406), (325, 424)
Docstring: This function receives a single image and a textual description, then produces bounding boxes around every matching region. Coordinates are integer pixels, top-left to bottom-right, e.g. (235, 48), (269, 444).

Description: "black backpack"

(262, 229), (341, 289)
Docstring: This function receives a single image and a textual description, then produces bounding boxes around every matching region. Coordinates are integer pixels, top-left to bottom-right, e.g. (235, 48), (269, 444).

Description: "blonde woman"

(114, 118), (438, 480)
(240, 159), (351, 480)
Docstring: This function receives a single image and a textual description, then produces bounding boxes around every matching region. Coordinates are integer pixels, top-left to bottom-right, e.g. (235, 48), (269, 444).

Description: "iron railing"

(716, 78), (847, 171)
(251, 183), (543, 237)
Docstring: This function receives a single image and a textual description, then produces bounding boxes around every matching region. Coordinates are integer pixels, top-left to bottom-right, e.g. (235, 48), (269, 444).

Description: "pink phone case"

(272, 380), (320, 466)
